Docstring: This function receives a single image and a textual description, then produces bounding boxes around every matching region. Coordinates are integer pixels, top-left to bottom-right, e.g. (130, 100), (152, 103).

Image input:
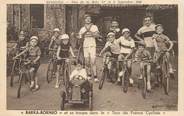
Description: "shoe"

(55, 83), (59, 88)
(129, 78), (134, 85)
(156, 65), (161, 69)
(94, 78), (99, 82)
(118, 71), (124, 77)
(169, 68), (174, 74)
(87, 76), (92, 80)
(138, 75), (143, 80)
(30, 81), (35, 90)
(32, 85), (40, 92)
(147, 81), (151, 91)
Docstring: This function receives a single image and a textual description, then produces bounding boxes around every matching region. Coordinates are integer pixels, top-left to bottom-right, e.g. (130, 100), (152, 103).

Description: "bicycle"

(134, 59), (152, 99)
(98, 56), (117, 90)
(10, 48), (27, 87)
(16, 58), (32, 98)
(58, 58), (76, 91)
(119, 59), (132, 93)
(155, 51), (171, 95)
(46, 49), (57, 83)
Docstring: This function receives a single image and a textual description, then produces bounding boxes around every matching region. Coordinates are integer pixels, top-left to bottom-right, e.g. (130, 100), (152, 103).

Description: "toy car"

(60, 76), (93, 110)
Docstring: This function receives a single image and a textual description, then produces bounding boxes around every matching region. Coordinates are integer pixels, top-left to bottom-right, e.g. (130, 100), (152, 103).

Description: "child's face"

(156, 26), (164, 34)
(123, 31), (130, 39)
(138, 45), (144, 51)
(30, 39), (38, 47)
(62, 39), (69, 45)
(76, 64), (82, 70)
(108, 35), (115, 42)
(54, 31), (59, 37)
(19, 35), (25, 41)
(85, 17), (92, 24)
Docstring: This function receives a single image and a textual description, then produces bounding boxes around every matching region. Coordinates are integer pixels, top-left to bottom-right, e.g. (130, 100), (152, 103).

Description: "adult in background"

(135, 15), (156, 57)
(109, 20), (121, 39)
(78, 14), (101, 82)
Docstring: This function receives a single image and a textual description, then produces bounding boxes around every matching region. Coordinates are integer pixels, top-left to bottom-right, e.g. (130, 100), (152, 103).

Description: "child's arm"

(48, 38), (54, 50)
(33, 47), (41, 64)
(99, 42), (109, 56)
(69, 46), (76, 57)
(13, 48), (28, 59)
(153, 38), (159, 52)
(166, 36), (174, 51)
(56, 46), (61, 59)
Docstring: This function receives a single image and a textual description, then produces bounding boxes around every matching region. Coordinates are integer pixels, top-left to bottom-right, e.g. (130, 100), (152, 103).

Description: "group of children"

(12, 22), (174, 92)
(99, 24), (174, 92)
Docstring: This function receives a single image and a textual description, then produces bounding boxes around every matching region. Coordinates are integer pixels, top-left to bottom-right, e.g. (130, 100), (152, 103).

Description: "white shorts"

(83, 46), (96, 58)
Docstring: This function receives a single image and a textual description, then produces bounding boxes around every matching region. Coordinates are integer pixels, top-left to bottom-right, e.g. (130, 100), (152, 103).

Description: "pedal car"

(60, 75), (93, 110)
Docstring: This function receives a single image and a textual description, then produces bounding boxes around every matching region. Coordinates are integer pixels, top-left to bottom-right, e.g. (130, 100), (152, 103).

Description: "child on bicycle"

(116, 28), (135, 86)
(48, 28), (61, 77)
(99, 32), (120, 82)
(134, 41), (152, 91)
(55, 34), (76, 88)
(153, 24), (174, 74)
(13, 36), (41, 91)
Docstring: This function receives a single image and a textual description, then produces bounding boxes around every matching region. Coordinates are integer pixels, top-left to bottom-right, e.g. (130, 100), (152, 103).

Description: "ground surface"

(7, 56), (178, 111)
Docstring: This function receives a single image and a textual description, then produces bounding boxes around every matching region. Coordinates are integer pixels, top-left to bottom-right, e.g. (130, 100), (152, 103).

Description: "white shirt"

(70, 68), (87, 80)
(116, 36), (135, 54)
(79, 24), (99, 47)
(137, 23), (156, 47)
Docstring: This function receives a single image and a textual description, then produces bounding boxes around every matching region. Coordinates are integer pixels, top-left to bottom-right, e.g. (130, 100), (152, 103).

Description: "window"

(30, 4), (44, 28)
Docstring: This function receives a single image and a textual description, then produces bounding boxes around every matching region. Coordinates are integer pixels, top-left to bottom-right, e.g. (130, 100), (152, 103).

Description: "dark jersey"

(59, 42), (71, 58)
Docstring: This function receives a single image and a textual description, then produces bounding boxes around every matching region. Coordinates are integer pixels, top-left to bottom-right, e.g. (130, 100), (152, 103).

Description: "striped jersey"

(137, 23), (156, 47)
(117, 36), (135, 54)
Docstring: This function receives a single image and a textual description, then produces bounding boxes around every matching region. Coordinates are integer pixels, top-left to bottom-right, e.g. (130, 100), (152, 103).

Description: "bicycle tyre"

(98, 68), (107, 90)
(46, 61), (54, 83)
(123, 69), (129, 93)
(17, 72), (23, 98)
(141, 66), (147, 99)
(10, 60), (17, 87)
(162, 60), (169, 95)
(63, 66), (70, 90)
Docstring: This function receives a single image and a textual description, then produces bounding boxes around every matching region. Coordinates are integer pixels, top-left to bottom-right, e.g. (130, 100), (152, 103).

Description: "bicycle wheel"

(10, 60), (18, 87)
(98, 67), (108, 90)
(123, 69), (129, 93)
(17, 72), (23, 98)
(46, 61), (54, 83)
(141, 67), (147, 99)
(63, 66), (70, 91)
(162, 60), (169, 95)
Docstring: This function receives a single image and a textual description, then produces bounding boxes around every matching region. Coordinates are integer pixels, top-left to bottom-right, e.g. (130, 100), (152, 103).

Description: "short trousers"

(118, 53), (132, 61)
(83, 46), (96, 58)
(145, 47), (155, 57)
(30, 62), (40, 73)
(56, 59), (65, 66)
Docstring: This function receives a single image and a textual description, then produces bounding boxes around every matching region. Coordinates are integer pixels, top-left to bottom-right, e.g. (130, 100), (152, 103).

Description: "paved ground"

(7, 56), (178, 111)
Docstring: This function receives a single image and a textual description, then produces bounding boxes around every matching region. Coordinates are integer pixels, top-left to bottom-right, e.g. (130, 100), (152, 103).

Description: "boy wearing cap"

(48, 28), (61, 51)
(153, 24), (174, 74)
(55, 34), (76, 88)
(116, 28), (135, 86)
(99, 32), (120, 82)
(13, 36), (41, 91)
(78, 14), (100, 82)
(13, 30), (29, 53)
(134, 41), (152, 91)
